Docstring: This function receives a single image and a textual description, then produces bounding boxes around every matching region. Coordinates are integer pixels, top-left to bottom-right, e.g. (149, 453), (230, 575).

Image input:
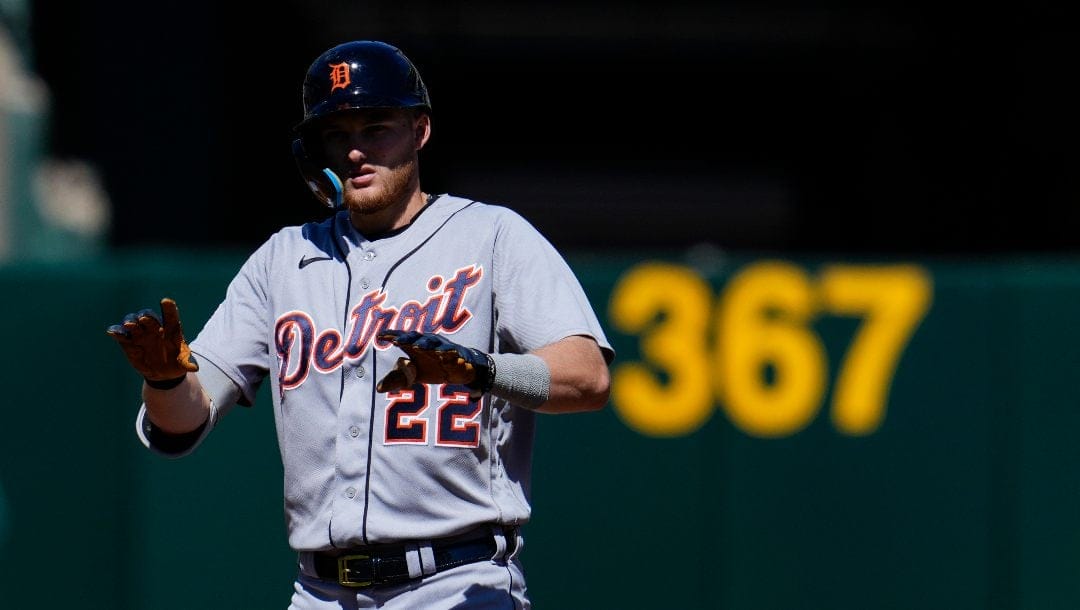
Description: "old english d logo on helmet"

(328, 62), (350, 92)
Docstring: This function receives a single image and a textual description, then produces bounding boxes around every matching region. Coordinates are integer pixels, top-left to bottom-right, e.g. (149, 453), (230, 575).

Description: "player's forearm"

(142, 373), (212, 434)
(529, 336), (610, 414)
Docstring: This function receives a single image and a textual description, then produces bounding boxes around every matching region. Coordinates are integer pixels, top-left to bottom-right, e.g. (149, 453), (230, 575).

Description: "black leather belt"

(311, 527), (517, 588)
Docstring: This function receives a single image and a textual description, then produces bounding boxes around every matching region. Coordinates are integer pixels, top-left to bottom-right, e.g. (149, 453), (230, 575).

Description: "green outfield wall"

(1, 249), (1078, 609)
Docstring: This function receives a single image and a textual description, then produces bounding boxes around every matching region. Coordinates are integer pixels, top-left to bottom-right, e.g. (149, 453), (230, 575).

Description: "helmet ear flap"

(292, 138), (344, 210)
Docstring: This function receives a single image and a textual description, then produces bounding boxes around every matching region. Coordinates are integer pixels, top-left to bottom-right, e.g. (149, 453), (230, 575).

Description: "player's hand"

(376, 330), (492, 398)
(106, 297), (199, 384)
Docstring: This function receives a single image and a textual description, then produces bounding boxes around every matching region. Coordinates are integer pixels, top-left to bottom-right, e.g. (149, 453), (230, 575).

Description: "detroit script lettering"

(275, 265), (482, 390)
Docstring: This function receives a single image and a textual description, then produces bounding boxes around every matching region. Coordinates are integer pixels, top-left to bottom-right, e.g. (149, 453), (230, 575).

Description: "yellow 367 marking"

(608, 260), (932, 438)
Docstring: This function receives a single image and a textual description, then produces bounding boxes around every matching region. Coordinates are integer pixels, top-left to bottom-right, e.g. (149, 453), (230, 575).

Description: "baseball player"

(106, 40), (614, 609)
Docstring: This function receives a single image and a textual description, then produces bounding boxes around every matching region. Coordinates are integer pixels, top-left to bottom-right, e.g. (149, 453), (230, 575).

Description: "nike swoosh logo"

(298, 255), (333, 269)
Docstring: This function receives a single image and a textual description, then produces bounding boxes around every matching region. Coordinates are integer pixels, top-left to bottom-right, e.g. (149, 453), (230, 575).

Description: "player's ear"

(414, 112), (431, 150)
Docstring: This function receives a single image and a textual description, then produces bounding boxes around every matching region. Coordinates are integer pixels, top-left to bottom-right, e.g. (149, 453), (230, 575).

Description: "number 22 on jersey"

(383, 384), (483, 447)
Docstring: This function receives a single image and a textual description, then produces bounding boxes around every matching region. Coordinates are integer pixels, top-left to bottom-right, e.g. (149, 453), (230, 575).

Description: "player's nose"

(348, 149), (365, 163)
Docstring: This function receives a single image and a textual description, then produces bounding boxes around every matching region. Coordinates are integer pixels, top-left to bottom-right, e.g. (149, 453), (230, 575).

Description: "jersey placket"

(330, 242), (390, 546)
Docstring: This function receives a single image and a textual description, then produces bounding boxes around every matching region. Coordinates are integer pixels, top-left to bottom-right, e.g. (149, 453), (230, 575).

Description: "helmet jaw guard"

(292, 40), (430, 209)
(291, 139), (343, 210)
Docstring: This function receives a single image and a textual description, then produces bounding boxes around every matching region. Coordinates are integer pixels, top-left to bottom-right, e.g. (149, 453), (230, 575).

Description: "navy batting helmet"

(292, 40), (431, 209)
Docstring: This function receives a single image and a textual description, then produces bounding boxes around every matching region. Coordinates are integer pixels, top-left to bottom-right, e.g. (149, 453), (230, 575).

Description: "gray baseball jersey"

(136, 194), (613, 552)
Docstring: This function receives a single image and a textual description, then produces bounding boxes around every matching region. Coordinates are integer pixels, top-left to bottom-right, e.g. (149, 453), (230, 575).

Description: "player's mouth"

(348, 172), (375, 188)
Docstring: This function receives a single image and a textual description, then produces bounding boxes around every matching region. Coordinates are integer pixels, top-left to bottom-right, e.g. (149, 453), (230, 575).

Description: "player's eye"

(321, 129), (349, 146)
(362, 125), (391, 138)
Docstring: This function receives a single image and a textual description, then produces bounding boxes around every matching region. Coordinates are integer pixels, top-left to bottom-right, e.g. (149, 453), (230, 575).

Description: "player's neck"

(349, 190), (430, 239)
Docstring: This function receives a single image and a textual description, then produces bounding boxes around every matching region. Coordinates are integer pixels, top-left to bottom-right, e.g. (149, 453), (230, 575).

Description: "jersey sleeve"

(188, 238), (275, 406)
(491, 210), (614, 361)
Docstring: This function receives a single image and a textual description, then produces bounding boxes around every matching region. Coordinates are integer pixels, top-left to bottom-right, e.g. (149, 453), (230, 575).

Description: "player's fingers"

(376, 358), (417, 392)
(431, 337), (463, 353)
(437, 352), (474, 384)
(106, 324), (130, 339)
(132, 309), (163, 337)
(120, 311), (149, 339)
(137, 307), (162, 326)
(161, 299), (190, 355)
(160, 298), (181, 332)
(396, 342), (429, 361)
(393, 332), (439, 357)
(406, 348), (448, 375)
(412, 334), (446, 351)
(381, 329), (424, 346)
(403, 349), (470, 385)
(434, 349), (463, 366)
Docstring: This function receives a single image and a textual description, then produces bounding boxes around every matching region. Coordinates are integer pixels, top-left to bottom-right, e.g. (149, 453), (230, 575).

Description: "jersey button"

(355, 366), (365, 378)
(349, 426), (360, 438)
(363, 251), (376, 261)
(360, 278), (370, 289)
(345, 487), (356, 499)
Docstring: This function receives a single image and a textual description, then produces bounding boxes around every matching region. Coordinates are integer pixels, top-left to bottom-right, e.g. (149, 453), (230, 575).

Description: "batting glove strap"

(144, 374), (187, 390)
(143, 354), (197, 390)
(464, 350), (496, 398)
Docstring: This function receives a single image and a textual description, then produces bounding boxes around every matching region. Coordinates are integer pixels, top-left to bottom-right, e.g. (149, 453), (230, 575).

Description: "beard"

(342, 157), (418, 216)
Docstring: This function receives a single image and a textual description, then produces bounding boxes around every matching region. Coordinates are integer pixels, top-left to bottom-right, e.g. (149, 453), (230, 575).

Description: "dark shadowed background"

(27, 1), (1078, 256)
